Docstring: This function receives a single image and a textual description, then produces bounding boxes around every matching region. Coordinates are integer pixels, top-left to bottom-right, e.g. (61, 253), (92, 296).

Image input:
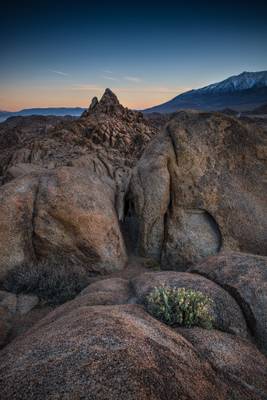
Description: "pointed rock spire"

(99, 88), (120, 107)
(89, 96), (99, 111)
(82, 88), (123, 118)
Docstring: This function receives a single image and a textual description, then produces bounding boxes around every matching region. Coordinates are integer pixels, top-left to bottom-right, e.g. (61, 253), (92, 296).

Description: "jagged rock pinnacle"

(89, 96), (99, 111)
(99, 88), (120, 106)
(82, 88), (122, 117)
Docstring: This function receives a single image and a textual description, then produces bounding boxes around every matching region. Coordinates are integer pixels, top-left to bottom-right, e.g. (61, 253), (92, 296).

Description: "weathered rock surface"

(0, 167), (127, 279)
(0, 291), (38, 316)
(79, 277), (131, 303)
(177, 327), (267, 398)
(0, 304), (263, 400)
(0, 175), (39, 280)
(27, 278), (132, 321)
(132, 271), (248, 337)
(0, 290), (17, 314)
(33, 167), (127, 272)
(128, 111), (267, 268)
(5, 162), (45, 182)
(0, 306), (11, 348)
(0, 291), (39, 347)
(189, 251), (267, 354)
(16, 294), (39, 315)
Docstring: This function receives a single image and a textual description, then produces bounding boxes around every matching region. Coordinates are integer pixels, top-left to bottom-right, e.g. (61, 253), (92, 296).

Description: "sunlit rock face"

(0, 167), (127, 279)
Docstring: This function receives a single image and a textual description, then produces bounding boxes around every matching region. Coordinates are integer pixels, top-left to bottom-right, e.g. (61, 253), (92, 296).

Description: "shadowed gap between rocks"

(120, 195), (139, 254)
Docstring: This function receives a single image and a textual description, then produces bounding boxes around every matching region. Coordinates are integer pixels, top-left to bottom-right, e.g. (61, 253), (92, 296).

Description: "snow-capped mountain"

(200, 71), (267, 94)
(144, 71), (267, 113)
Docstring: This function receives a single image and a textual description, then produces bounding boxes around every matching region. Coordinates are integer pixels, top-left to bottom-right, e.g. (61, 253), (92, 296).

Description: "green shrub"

(2, 260), (89, 305)
(146, 286), (214, 329)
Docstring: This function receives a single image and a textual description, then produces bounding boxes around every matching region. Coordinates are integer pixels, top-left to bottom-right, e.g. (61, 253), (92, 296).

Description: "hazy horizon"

(1, 0), (267, 111)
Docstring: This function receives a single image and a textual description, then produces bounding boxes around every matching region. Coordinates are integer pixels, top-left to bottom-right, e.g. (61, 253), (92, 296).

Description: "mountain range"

(144, 71), (267, 113)
(1, 71), (267, 122)
(0, 107), (85, 122)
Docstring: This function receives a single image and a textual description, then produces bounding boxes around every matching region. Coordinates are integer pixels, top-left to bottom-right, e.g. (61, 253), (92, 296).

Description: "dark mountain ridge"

(0, 107), (86, 122)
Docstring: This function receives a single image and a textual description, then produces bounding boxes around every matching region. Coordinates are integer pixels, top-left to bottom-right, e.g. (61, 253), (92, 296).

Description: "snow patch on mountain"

(199, 71), (267, 94)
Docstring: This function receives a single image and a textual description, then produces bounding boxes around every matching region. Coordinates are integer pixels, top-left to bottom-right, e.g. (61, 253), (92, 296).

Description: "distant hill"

(0, 107), (86, 122)
(144, 71), (267, 113)
(249, 103), (267, 114)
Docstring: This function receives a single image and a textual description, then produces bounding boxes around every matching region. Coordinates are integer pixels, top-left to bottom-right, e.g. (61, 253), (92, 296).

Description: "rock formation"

(0, 89), (158, 183)
(0, 167), (127, 280)
(0, 90), (267, 399)
(128, 111), (267, 267)
(132, 271), (248, 337)
(189, 251), (267, 354)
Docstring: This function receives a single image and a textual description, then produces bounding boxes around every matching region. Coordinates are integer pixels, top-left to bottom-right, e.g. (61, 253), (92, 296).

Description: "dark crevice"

(166, 125), (178, 164)
(120, 193), (139, 255)
(195, 208), (223, 253)
(161, 159), (173, 259)
(219, 283), (257, 340)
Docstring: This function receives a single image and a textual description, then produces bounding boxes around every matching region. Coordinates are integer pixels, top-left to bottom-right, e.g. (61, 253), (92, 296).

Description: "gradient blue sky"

(1, 0), (267, 110)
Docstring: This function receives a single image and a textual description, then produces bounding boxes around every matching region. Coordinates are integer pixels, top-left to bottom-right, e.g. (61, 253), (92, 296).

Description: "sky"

(1, 0), (267, 111)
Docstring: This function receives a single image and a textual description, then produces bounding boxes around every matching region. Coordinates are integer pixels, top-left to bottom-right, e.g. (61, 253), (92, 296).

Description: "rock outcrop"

(177, 327), (267, 398)
(0, 92), (267, 399)
(0, 306), (11, 348)
(0, 174), (39, 280)
(0, 304), (265, 400)
(0, 89), (158, 188)
(189, 251), (267, 354)
(0, 167), (127, 279)
(128, 111), (267, 267)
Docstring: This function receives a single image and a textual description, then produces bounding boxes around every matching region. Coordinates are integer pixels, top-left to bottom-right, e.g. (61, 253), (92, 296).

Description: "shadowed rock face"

(0, 306), (11, 348)
(0, 304), (264, 400)
(189, 251), (267, 355)
(128, 111), (267, 267)
(161, 209), (222, 269)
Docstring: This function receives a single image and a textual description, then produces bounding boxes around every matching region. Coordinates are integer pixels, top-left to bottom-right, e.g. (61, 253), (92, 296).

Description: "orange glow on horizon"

(0, 85), (190, 111)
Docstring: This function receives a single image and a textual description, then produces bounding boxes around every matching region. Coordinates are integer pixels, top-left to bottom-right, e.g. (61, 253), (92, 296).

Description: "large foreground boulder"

(0, 167), (127, 279)
(0, 304), (265, 400)
(189, 251), (267, 354)
(128, 111), (267, 268)
(132, 271), (248, 337)
(177, 327), (267, 398)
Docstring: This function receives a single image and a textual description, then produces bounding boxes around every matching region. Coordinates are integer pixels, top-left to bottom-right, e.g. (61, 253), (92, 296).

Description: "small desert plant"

(3, 260), (89, 305)
(146, 286), (214, 329)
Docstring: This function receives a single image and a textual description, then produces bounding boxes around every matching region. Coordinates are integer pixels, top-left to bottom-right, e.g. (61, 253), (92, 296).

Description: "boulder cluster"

(0, 89), (266, 399)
